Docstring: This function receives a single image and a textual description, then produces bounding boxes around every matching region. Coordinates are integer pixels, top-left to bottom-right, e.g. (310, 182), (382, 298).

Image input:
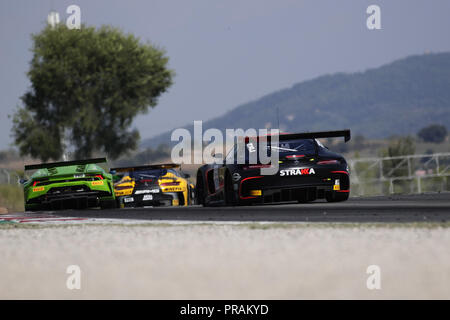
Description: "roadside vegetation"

(323, 124), (449, 159)
(0, 184), (24, 213)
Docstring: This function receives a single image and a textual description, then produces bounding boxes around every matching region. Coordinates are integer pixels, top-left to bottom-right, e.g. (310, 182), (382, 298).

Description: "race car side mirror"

(19, 179), (27, 185)
(109, 169), (117, 175)
(183, 173), (191, 179)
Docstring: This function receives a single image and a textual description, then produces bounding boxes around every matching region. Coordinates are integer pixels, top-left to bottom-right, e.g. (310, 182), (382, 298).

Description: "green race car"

(23, 158), (116, 211)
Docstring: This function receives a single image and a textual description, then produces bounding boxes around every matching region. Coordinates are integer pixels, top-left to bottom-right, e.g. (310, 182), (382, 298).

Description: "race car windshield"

(130, 169), (167, 180)
(242, 138), (316, 164)
(269, 139), (316, 154)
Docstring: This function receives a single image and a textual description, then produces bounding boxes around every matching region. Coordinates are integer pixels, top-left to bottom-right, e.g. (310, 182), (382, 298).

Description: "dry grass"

(0, 184), (24, 213)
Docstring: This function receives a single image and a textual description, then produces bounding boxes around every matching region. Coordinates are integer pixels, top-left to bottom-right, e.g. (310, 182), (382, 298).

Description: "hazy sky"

(1, 0), (450, 149)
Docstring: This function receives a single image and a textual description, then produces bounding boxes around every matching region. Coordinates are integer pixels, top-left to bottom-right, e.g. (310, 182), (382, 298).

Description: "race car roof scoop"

(25, 158), (107, 171)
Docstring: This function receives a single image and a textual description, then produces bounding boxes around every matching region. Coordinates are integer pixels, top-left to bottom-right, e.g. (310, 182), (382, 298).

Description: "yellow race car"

(111, 164), (194, 207)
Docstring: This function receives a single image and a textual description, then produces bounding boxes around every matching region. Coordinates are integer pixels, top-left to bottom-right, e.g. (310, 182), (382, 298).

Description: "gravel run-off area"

(1, 224), (449, 299)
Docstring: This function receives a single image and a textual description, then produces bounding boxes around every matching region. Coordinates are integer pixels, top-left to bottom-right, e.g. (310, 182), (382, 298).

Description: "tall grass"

(0, 184), (24, 213)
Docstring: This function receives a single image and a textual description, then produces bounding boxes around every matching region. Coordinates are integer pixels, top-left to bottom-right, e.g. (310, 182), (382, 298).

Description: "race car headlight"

(317, 160), (339, 165)
(115, 185), (133, 190)
(249, 190), (262, 196)
(161, 181), (180, 186)
(243, 164), (272, 170)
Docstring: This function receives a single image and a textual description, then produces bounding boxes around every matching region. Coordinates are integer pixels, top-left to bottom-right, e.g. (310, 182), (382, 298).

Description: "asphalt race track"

(45, 193), (450, 223)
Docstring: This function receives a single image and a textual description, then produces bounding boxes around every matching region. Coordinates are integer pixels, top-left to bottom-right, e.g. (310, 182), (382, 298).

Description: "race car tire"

(196, 172), (206, 206)
(185, 187), (191, 206)
(224, 171), (236, 206)
(188, 186), (195, 205)
(25, 203), (44, 212)
(325, 191), (349, 202)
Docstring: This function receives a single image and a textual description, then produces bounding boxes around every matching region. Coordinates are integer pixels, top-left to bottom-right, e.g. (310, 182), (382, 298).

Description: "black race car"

(195, 130), (351, 206)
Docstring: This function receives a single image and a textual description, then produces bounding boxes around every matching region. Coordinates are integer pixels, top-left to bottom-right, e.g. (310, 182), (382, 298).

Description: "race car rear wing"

(25, 158), (107, 171)
(110, 163), (180, 173)
(277, 129), (351, 143)
(245, 129), (351, 144)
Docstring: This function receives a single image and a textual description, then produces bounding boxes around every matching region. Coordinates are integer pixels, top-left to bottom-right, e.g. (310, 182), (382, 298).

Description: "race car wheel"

(196, 172), (205, 206)
(185, 187), (191, 205)
(325, 191), (349, 203)
(25, 203), (44, 212)
(224, 171), (236, 206)
(188, 186), (195, 205)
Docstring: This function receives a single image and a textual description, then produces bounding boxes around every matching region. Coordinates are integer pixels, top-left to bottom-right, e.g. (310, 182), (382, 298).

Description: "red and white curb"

(0, 213), (294, 226)
(0, 213), (153, 225)
(0, 213), (212, 225)
(0, 214), (89, 224)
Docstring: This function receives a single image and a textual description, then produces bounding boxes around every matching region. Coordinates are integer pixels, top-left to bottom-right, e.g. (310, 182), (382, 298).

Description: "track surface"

(46, 193), (450, 223)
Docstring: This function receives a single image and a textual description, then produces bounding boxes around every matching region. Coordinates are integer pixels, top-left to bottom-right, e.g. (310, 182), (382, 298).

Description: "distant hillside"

(142, 52), (450, 148)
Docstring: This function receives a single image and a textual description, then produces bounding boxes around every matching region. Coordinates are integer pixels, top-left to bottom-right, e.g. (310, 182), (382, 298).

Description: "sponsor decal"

(333, 179), (341, 190)
(164, 187), (183, 192)
(232, 172), (241, 182)
(124, 197), (134, 203)
(91, 180), (104, 186)
(279, 167), (316, 176)
(135, 189), (159, 194)
(74, 174), (85, 178)
(32, 186), (45, 192)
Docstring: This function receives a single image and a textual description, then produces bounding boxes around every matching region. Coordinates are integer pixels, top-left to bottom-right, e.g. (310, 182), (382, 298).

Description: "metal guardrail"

(348, 153), (450, 196)
(0, 169), (23, 185)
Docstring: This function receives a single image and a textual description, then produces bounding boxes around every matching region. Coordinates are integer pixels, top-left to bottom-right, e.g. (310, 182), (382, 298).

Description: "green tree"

(12, 24), (173, 161)
(417, 124), (448, 143)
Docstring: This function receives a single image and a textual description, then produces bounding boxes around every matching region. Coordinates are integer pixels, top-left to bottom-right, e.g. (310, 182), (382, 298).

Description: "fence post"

(1, 169), (11, 184)
(417, 177), (422, 194)
(407, 156), (412, 178)
(379, 160), (384, 195)
(436, 155), (440, 174)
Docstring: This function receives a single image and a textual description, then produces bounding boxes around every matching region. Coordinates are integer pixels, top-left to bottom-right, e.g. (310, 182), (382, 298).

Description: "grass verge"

(0, 184), (24, 213)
